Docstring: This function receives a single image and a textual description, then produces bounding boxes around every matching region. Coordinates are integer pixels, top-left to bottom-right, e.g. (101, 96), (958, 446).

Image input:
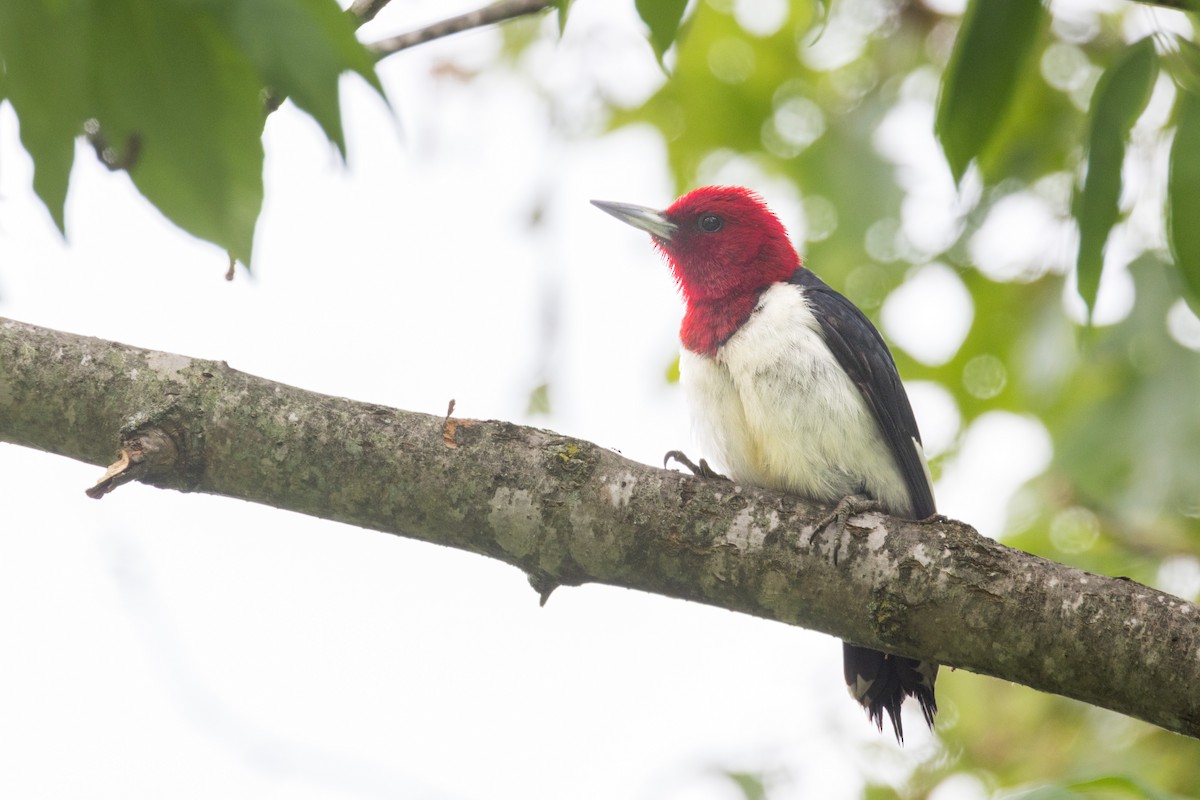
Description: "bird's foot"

(810, 495), (881, 563)
(663, 450), (729, 481)
(816, 494), (881, 536)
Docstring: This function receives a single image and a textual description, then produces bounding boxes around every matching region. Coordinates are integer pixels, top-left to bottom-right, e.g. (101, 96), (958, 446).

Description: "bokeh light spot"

(881, 262), (974, 366)
(1050, 506), (1101, 554)
(962, 354), (1007, 399)
(707, 38), (755, 84)
(1166, 299), (1200, 351)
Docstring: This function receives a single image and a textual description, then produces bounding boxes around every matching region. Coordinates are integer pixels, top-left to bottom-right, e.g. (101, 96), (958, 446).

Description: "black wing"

(789, 268), (935, 519)
(792, 268), (940, 741)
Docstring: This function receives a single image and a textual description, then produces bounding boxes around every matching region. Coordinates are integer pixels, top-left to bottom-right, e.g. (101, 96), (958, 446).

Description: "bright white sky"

(0, 1), (1106, 798)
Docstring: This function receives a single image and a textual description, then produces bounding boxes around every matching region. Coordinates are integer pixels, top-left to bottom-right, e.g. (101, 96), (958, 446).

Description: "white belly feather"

(680, 283), (915, 516)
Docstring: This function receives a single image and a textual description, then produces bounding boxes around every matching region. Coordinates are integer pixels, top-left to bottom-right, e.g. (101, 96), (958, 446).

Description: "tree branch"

(367, 0), (552, 59)
(352, 0), (1194, 64)
(1135, 0), (1199, 11)
(2, 315), (1198, 738)
(349, 0), (393, 26)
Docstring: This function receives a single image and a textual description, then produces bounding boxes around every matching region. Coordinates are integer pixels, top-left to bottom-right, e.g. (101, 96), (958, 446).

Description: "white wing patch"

(914, 437), (934, 504)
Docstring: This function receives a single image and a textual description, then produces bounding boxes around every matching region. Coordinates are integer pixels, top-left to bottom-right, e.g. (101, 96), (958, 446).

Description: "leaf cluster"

(936, 1), (1199, 319)
(0, 0), (382, 265)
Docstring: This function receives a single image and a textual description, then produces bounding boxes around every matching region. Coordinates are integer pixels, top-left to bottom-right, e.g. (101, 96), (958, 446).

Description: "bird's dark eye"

(698, 214), (723, 233)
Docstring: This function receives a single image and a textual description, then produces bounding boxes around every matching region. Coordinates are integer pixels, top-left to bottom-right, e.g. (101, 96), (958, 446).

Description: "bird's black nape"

(843, 643), (937, 744)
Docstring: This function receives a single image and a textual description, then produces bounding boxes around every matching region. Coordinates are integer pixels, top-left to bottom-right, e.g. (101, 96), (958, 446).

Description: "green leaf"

(1162, 35), (1200, 98)
(526, 383), (551, 415)
(199, 0), (384, 158)
(0, 0), (384, 261)
(1005, 787), (1077, 800)
(723, 772), (767, 800)
(664, 354), (680, 384)
(0, 0), (90, 233)
(1066, 775), (1177, 800)
(1169, 86), (1200, 312)
(973, 49), (1082, 186)
(90, 0), (266, 265)
(550, 0), (573, 35)
(1003, 774), (1181, 800)
(935, 0), (1047, 182)
(1075, 37), (1157, 320)
(635, 0), (688, 64)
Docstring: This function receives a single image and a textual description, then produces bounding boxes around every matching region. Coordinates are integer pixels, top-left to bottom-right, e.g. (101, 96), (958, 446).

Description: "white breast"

(680, 282), (915, 516)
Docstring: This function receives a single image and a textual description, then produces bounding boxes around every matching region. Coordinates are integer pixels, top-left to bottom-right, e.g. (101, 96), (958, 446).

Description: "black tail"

(843, 642), (937, 743)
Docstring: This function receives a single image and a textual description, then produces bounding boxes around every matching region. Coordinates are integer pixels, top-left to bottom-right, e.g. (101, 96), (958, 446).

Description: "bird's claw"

(663, 450), (729, 481)
(810, 495), (881, 563)
(816, 494), (881, 535)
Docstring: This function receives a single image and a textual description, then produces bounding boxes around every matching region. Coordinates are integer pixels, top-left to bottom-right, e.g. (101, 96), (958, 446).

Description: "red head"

(592, 186), (802, 354)
(655, 186), (800, 303)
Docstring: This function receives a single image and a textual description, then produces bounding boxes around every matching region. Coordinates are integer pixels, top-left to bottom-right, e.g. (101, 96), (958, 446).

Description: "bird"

(591, 185), (938, 743)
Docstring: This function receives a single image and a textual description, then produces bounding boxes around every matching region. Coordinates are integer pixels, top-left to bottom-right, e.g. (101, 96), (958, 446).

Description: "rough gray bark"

(1, 315), (1198, 738)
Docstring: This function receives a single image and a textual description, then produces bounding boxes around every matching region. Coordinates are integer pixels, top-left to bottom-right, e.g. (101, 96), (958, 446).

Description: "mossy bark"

(2, 315), (1197, 738)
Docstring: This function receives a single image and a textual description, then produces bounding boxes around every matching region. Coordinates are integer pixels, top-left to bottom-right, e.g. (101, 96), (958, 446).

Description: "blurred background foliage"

(589, 0), (1200, 796)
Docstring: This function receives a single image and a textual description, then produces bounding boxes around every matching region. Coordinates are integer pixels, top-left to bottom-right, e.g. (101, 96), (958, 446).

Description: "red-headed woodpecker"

(592, 186), (938, 743)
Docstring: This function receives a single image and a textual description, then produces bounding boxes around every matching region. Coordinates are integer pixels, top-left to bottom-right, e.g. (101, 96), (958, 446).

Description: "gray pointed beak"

(590, 199), (677, 242)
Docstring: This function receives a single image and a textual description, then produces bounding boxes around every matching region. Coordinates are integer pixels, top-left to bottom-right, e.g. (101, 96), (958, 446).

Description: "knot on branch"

(86, 421), (202, 498)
